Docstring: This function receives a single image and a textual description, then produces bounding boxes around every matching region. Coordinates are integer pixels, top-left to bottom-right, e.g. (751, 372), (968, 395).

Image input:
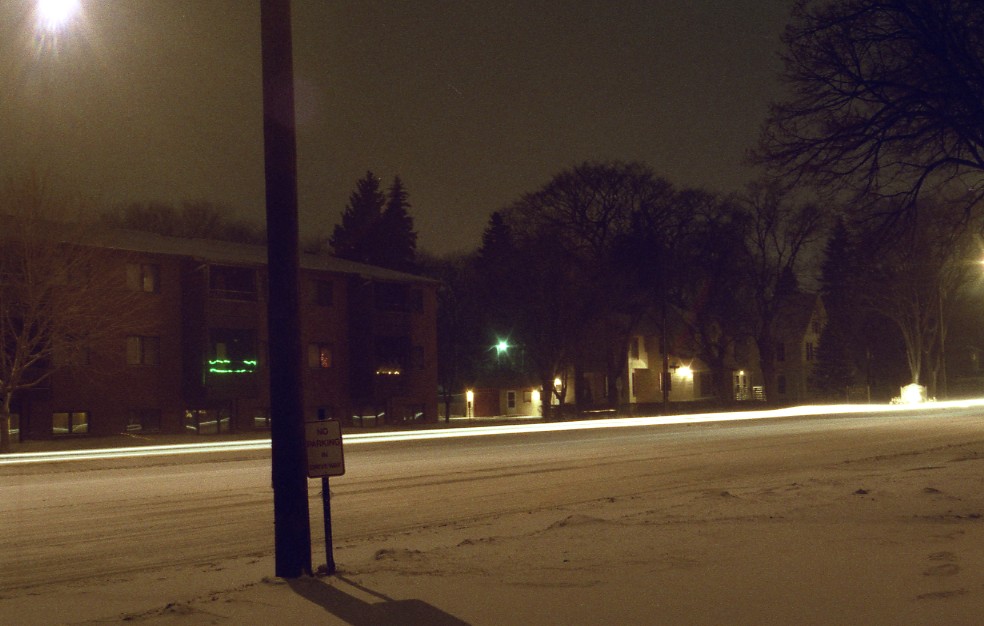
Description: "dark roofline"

(84, 227), (437, 285)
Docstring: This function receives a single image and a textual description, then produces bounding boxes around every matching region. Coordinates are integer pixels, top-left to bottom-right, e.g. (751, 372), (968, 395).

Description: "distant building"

(772, 293), (826, 404)
(462, 293), (827, 416)
(9, 229), (438, 441)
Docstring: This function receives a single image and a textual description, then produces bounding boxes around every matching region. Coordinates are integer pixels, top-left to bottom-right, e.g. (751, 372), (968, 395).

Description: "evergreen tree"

(378, 176), (418, 272)
(473, 212), (523, 373)
(329, 171), (385, 265)
(812, 218), (861, 396)
(329, 172), (418, 272)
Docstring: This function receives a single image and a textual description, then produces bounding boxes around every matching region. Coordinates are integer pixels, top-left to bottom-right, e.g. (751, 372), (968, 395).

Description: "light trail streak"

(3, 398), (984, 466)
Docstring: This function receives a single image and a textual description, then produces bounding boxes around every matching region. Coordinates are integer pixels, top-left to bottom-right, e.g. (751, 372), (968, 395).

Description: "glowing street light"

(495, 339), (510, 355)
(36, 0), (80, 32)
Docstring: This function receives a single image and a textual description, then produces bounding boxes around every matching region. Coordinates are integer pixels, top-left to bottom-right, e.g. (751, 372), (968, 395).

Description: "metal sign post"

(306, 420), (345, 574)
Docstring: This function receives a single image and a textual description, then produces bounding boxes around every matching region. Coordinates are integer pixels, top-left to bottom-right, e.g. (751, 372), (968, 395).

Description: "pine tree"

(378, 176), (418, 272)
(812, 218), (862, 396)
(330, 172), (418, 272)
(329, 171), (385, 265)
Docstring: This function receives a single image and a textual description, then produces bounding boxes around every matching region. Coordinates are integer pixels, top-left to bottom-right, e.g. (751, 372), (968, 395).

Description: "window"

(209, 265), (257, 301)
(253, 411), (271, 429)
(126, 336), (160, 365)
(316, 406), (335, 420)
(776, 342), (785, 362)
(507, 391), (516, 409)
(523, 390), (533, 403)
(209, 329), (258, 374)
(52, 257), (90, 286)
(9, 413), (20, 444)
(55, 344), (89, 367)
(52, 411), (88, 435)
(696, 371), (711, 398)
(126, 409), (161, 433)
(126, 263), (160, 293)
(812, 319), (822, 335)
(375, 283), (410, 311)
(778, 375), (787, 395)
(184, 409), (231, 434)
(313, 280), (334, 306)
(375, 336), (409, 373)
(805, 342), (815, 362)
(308, 343), (333, 369)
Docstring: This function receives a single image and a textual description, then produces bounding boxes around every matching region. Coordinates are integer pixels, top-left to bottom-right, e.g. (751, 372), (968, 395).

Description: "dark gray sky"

(0, 1), (793, 255)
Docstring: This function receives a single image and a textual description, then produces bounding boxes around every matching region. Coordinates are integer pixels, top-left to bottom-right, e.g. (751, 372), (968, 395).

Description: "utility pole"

(260, 0), (312, 578)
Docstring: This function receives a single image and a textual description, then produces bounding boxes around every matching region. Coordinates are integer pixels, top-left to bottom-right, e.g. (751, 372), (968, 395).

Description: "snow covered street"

(5, 407), (984, 624)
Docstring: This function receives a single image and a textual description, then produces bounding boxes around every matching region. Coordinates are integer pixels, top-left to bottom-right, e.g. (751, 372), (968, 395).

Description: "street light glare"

(36, 0), (80, 32)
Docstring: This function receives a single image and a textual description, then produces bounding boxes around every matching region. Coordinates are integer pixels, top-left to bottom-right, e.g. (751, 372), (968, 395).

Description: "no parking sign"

(305, 420), (345, 477)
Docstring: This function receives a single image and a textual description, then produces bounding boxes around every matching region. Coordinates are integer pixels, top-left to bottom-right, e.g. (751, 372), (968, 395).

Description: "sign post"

(305, 419), (345, 574)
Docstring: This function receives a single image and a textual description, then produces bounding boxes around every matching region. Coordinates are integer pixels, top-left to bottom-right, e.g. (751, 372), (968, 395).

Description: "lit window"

(52, 411), (88, 435)
(126, 263), (160, 293)
(126, 336), (160, 365)
(308, 343), (332, 369)
(209, 329), (258, 374)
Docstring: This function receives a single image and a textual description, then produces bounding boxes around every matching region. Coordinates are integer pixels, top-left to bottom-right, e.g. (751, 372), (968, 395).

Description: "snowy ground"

(5, 407), (984, 624)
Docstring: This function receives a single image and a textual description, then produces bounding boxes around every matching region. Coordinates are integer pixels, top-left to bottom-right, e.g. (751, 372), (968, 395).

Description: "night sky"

(0, 1), (793, 255)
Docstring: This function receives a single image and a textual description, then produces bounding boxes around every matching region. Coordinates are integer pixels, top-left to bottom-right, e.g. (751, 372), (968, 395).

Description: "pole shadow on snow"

(288, 574), (470, 626)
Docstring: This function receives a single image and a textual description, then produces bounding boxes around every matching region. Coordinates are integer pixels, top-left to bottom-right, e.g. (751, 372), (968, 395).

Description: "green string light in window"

(208, 359), (258, 374)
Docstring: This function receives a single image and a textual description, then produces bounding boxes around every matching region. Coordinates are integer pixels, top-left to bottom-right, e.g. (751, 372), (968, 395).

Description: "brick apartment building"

(9, 228), (438, 440)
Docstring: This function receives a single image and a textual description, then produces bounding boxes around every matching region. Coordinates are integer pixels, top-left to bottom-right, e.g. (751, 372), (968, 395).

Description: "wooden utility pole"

(260, 0), (312, 578)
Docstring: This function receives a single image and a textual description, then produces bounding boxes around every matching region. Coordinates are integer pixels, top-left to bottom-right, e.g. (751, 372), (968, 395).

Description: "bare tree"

(756, 0), (984, 212)
(0, 178), (147, 451)
(858, 200), (978, 397)
(502, 162), (681, 414)
(738, 181), (829, 403)
(101, 200), (266, 244)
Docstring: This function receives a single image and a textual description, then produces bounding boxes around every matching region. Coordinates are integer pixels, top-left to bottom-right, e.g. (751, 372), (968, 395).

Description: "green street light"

(495, 339), (510, 355)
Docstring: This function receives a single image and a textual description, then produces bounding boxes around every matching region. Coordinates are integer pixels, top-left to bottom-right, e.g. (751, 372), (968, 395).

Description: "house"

(7, 228), (438, 441)
(462, 292), (827, 417)
(772, 293), (826, 404)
